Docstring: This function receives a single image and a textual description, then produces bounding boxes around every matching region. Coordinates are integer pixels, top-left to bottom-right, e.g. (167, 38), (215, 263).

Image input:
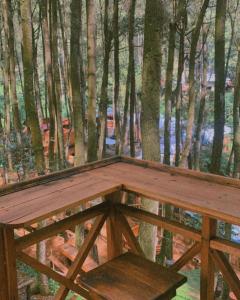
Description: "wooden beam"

(17, 251), (89, 298)
(200, 217), (216, 300)
(120, 156), (240, 189)
(0, 156), (121, 197)
(55, 213), (108, 300)
(0, 226), (18, 300)
(116, 212), (144, 257)
(210, 238), (240, 257)
(170, 242), (201, 272)
(211, 250), (240, 298)
(117, 204), (201, 242)
(16, 202), (107, 251)
(106, 192), (123, 260)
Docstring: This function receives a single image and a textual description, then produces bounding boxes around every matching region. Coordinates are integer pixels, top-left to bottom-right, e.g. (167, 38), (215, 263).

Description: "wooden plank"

(55, 213), (108, 300)
(170, 242), (201, 272)
(91, 162), (240, 226)
(117, 204), (201, 241)
(106, 192), (123, 260)
(211, 250), (240, 299)
(121, 156), (240, 188)
(0, 226), (18, 300)
(116, 212), (144, 257)
(0, 156), (120, 197)
(0, 179), (121, 227)
(200, 217), (217, 300)
(210, 238), (240, 257)
(16, 202), (107, 251)
(17, 251), (89, 298)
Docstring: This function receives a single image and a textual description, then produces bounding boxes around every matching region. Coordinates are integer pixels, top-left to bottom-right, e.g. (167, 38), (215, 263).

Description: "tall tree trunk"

(113, 0), (121, 155)
(139, 0), (162, 261)
(70, 0), (85, 166)
(20, 0), (45, 175)
(98, 0), (112, 159)
(210, 0), (226, 174)
(2, 0), (22, 147)
(233, 47), (240, 178)
(164, 22), (176, 165)
(179, 0), (210, 167)
(51, 0), (65, 169)
(129, 0), (136, 158)
(86, 0), (97, 162)
(193, 26), (208, 170)
(175, 3), (187, 167)
(40, 0), (56, 171)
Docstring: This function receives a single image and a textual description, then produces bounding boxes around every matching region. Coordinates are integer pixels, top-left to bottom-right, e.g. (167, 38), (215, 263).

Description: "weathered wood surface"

(0, 157), (239, 227)
(80, 252), (187, 300)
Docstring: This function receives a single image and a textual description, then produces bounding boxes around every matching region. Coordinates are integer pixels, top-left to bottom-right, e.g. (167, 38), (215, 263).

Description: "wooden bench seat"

(80, 252), (187, 300)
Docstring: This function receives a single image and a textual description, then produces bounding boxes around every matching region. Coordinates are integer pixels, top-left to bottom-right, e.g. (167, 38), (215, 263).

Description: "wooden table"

(0, 156), (240, 300)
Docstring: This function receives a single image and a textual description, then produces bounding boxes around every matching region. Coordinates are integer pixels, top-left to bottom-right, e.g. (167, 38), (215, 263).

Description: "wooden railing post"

(106, 191), (123, 260)
(0, 226), (18, 300)
(200, 216), (217, 300)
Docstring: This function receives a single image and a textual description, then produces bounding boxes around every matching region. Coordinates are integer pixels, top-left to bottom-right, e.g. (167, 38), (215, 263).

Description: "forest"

(0, 0), (240, 299)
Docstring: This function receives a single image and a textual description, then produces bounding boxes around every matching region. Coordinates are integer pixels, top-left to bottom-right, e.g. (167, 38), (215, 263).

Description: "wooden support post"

(106, 191), (123, 260)
(0, 226), (18, 300)
(200, 216), (216, 300)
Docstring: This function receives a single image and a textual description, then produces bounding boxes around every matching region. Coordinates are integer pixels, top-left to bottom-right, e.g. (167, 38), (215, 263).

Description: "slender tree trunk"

(51, 0), (65, 169)
(113, 0), (121, 155)
(98, 0), (112, 159)
(164, 22), (176, 165)
(175, 2), (187, 166)
(41, 0), (56, 171)
(70, 0), (85, 166)
(86, 0), (97, 162)
(139, 0), (162, 261)
(233, 47), (240, 179)
(193, 26), (208, 170)
(129, 0), (136, 158)
(20, 0), (45, 175)
(180, 0), (210, 167)
(210, 0), (226, 174)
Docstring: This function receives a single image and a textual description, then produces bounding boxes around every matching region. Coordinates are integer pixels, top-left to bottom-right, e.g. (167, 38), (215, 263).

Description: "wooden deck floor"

(0, 157), (239, 228)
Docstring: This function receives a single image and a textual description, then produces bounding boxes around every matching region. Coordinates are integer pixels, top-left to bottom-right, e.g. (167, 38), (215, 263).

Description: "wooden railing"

(8, 191), (239, 300)
(0, 191), (240, 300)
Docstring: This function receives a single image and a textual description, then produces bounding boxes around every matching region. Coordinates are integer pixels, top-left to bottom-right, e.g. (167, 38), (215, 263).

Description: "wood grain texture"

(80, 252), (186, 300)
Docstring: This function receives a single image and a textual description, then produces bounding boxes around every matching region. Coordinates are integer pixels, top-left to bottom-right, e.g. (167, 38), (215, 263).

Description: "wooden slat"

(117, 204), (201, 241)
(116, 212), (144, 257)
(0, 179), (121, 227)
(211, 250), (240, 298)
(0, 156), (120, 197)
(55, 213), (108, 300)
(121, 156), (240, 188)
(170, 242), (201, 272)
(17, 251), (89, 298)
(200, 217), (216, 300)
(16, 202), (107, 251)
(210, 238), (240, 257)
(90, 162), (240, 226)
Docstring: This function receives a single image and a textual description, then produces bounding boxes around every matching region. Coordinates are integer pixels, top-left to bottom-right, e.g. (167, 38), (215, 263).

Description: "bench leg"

(0, 226), (18, 300)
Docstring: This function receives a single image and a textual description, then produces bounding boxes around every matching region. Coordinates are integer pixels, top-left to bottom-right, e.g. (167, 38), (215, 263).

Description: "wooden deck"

(0, 156), (240, 300)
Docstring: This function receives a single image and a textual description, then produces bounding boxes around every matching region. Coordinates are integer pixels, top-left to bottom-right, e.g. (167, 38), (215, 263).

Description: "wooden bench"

(80, 252), (187, 300)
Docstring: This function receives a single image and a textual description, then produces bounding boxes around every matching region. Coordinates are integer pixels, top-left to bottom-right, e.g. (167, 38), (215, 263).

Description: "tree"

(98, 0), (112, 159)
(138, 0), (162, 261)
(86, 0), (97, 162)
(210, 0), (226, 174)
(70, 0), (85, 166)
(180, 0), (210, 167)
